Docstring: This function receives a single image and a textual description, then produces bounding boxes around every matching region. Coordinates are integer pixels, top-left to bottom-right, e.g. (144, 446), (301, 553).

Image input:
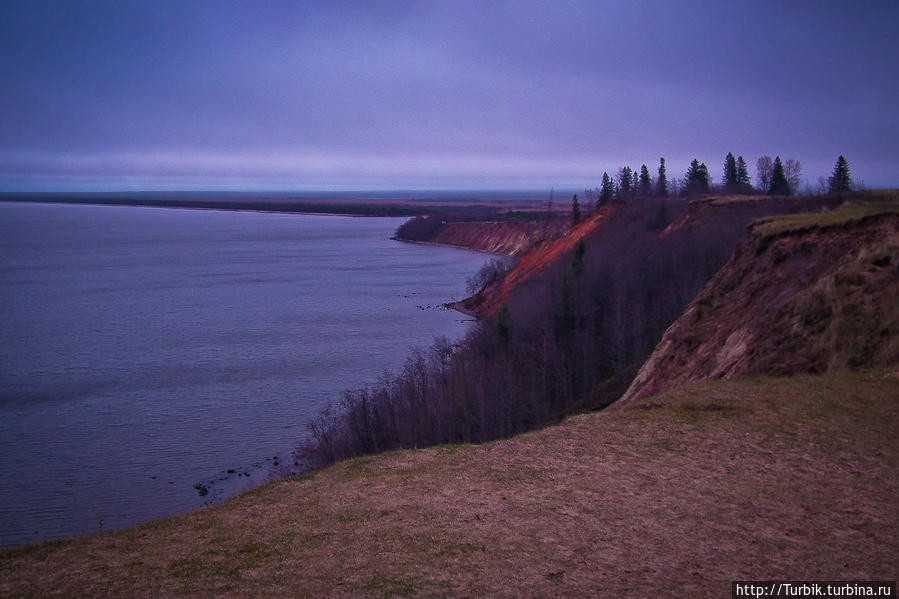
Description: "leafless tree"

(784, 158), (802, 195)
(756, 156), (773, 193)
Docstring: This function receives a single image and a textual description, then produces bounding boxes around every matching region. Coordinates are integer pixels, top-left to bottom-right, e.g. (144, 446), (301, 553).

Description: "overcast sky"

(2, 0), (897, 191)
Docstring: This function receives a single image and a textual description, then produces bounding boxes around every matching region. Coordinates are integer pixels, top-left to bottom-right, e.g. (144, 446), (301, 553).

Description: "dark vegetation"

(0, 193), (452, 216)
(0, 193), (544, 218)
(465, 258), (515, 295)
(297, 188), (849, 470)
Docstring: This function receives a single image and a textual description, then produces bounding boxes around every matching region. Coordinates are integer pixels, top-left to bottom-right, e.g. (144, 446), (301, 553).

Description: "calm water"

(0, 202), (489, 550)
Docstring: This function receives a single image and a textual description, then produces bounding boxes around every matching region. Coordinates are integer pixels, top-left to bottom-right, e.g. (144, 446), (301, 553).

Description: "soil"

(457, 206), (615, 317)
(617, 212), (899, 407)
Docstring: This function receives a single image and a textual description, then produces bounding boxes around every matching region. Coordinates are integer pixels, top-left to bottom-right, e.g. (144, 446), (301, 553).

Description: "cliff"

(454, 206), (615, 317)
(427, 220), (567, 256)
(615, 202), (899, 407)
(394, 216), (569, 257)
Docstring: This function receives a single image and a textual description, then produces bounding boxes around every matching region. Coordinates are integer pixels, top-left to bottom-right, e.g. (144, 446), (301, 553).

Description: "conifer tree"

(600, 172), (615, 204)
(736, 156), (751, 189)
(617, 166), (633, 199)
(657, 157), (668, 197)
(571, 194), (581, 224)
(723, 152), (739, 192)
(768, 156), (791, 195)
(639, 164), (652, 196)
(828, 155), (852, 193)
(684, 159), (710, 195)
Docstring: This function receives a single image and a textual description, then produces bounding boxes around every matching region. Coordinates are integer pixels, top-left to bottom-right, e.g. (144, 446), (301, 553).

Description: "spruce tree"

(736, 156), (751, 189)
(657, 157), (668, 197)
(571, 194), (581, 224)
(617, 166), (633, 199)
(685, 159), (710, 195)
(723, 152), (738, 192)
(828, 155), (852, 193)
(768, 156), (791, 195)
(600, 172), (615, 204)
(639, 164), (652, 196)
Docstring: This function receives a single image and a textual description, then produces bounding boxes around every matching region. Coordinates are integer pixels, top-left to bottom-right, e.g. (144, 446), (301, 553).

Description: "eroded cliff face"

(614, 211), (899, 407)
(454, 206), (615, 317)
(429, 221), (568, 257)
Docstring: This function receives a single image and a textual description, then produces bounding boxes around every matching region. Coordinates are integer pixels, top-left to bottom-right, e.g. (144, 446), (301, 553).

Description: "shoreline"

(390, 235), (512, 258)
(0, 197), (432, 218)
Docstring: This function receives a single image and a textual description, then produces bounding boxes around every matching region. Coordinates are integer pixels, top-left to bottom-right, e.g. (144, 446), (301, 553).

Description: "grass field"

(2, 372), (897, 598)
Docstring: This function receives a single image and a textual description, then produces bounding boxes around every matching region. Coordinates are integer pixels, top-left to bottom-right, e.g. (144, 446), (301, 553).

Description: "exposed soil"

(429, 220), (569, 257)
(2, 373), (896, 598)
(456, 206), (615, 317)
(617, 212), (899, 407)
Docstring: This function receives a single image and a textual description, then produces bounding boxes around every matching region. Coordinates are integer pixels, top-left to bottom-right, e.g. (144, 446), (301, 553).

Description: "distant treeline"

(0, 195), (535, 218)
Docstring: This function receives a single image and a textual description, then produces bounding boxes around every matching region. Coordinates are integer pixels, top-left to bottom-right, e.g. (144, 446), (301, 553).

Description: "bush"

(465, 258), (514, 295)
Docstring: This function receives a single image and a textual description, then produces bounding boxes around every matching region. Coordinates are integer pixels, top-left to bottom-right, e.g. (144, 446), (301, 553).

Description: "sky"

(1, 0), (897, 192)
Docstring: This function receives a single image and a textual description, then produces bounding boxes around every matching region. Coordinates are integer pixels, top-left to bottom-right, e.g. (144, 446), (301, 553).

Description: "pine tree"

(768, 156), (790, 195)
(639, 164), (652, 196)
(617, 166), (633, 200)
(571, 194), (581, 224)
(684, 159), (710, 195)
(828, 155), (852, 193)
(600, 172), (615, 204)
(723, 152), (738, 192)
(736, 156), (751, 189)
(657, 157), (668, 197)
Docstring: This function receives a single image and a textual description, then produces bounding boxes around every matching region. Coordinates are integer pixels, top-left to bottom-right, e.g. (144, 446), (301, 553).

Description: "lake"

(0, 202), (489, 550)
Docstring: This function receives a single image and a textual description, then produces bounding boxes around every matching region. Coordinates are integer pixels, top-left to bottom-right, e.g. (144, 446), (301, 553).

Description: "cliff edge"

(615, 201), (899, 407)
(454, 206), (615, 317)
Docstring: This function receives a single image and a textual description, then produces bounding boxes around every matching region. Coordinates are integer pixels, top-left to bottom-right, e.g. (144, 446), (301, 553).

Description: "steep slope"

(615, 205), (899, 407)
(428, 220), (569, 257)
(454, 206), (615, 317)
(661, 194), (844, 237)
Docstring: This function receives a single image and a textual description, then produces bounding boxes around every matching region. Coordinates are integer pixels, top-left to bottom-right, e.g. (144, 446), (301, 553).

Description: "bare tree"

(784, 158), (802, 195)
(756, 156), (773, 193)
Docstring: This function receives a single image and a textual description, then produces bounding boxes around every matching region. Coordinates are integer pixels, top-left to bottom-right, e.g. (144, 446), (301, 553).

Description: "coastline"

(390, 235), (512, 257)
(0, 196), (433, 218)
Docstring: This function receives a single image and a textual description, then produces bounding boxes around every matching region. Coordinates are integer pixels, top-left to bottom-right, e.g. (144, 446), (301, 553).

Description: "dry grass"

(2, 373), (897, 598)
(752, 194), (899, 238)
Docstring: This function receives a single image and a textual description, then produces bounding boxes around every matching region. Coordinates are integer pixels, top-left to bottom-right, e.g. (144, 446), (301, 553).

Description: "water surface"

(0, 202), (488, 550)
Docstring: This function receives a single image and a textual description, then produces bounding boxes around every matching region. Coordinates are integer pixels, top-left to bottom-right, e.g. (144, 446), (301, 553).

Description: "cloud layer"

(2, 1), (897, 190)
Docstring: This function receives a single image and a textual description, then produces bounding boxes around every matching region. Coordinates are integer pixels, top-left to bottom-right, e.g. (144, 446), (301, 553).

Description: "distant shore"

(0, 194), (434, 218)
(0, 191), (551, 218)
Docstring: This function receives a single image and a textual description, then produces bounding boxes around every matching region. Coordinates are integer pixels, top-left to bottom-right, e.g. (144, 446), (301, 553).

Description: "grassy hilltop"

(2, 373), (897, 598)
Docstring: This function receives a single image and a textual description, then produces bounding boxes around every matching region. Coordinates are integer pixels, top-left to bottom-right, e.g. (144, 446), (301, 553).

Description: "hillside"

(3, 373), (897, 598)
(616, 200), (899, 407)
(453, 206), (615, 317)
(427, 220), (567, 257)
